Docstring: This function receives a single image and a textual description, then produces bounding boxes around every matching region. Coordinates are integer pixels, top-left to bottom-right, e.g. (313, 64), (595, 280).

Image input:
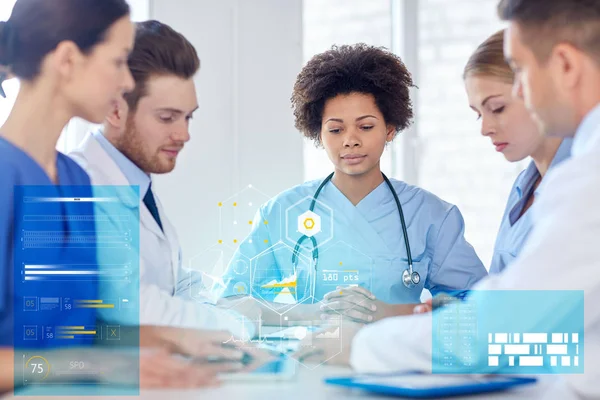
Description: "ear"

(386, 125), (397, 142)
(511, 75), (524, 100)
(106, 96), (129, 130)
(51, 41), (83, 81)
(551, 43), (582, 90)
(517, 82), (524, 99)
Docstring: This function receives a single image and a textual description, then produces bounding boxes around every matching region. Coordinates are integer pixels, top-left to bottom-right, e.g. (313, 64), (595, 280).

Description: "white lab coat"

(350, 105), (600, 399)
(69, 133), (250, 337)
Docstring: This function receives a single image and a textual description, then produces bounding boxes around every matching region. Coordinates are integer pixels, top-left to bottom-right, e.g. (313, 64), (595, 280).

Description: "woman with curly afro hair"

(218, 44), (486, 326)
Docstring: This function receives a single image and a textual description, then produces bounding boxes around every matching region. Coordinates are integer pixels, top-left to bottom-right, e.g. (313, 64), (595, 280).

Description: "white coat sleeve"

(350, 154), (600, 399)
(69, 148), (254, 339)
(99, 253), (254, 339)
(137, 266), (254, 339)
(174, 255), (215, 304)
(93, 198), (253, 339)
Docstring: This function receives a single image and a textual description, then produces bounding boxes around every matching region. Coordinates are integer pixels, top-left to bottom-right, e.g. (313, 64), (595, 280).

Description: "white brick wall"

(416, 0), (526, 267)
(303, 0), (526, 268)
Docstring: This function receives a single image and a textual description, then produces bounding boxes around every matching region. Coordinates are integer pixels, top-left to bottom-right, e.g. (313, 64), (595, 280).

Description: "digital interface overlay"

(13, 185), (140, 395)
(432, 290), (584, 375)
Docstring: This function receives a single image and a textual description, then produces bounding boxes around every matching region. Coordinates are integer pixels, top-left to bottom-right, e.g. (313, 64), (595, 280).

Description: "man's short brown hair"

(497, 0), (600, 64)
(124, 20), (200, 111)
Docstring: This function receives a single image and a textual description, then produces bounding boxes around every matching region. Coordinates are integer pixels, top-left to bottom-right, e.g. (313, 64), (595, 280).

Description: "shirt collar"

(93, 130), (151, 197)
(572, 102), (600, 157)
(515, 161), (539, 199)
(515, 138), (573, 198)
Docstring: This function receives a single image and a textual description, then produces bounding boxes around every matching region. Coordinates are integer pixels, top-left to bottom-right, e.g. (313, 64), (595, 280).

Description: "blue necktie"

(143, 183), (163, 232)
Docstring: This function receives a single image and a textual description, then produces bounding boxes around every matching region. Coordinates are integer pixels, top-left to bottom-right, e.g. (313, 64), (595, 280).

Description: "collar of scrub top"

(290, 171), (418, 289)
(0, 73), (6, 98)
(93, 129), (152, 198)
(572, 102), (600, 157)
(515, 138), (573, 198)
(0, 69), (15, 99)
(509, 138), (573, 225)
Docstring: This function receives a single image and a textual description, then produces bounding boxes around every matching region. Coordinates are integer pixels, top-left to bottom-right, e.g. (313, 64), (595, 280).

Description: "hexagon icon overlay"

(297, 210), (321, 237)
(285, 196), (334, 253)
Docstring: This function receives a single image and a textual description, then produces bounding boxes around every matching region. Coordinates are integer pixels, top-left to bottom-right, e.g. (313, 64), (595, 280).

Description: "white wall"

(150, 0), (304, 267)
(416, 0), (523, 267)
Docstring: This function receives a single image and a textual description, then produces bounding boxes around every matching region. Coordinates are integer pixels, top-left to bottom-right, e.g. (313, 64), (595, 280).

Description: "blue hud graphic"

(432, 290), (584, 374)
(13, 185), (140, 395)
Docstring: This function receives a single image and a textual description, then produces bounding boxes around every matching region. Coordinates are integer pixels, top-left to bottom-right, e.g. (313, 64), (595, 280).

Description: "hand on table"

(138, 349), (225, 388)
(413, 293), (461, 314)
(413, 298), (433, 314)
(144, 326), (247, 360)
(138, 326), (277, 388)
(291, 320), (363, 367)
(98, 329), (244, 389)
(321, 286), (424, 323)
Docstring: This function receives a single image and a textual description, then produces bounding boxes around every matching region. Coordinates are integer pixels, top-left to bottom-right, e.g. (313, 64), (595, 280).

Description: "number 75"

(31, 364), (44, 374)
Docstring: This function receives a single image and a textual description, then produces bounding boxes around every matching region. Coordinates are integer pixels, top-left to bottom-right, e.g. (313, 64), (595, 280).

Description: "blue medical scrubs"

(490, 139), (572, 274)
(219, 177), (487, 305)
(0, 137), (97, 347)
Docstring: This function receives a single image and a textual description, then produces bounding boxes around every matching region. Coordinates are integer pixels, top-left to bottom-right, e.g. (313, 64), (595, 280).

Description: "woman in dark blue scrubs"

(0, 0), (266, 393)
(0, 0), (134, 391)
(0, 0), (135, 343)
(0, 0), (248, 392)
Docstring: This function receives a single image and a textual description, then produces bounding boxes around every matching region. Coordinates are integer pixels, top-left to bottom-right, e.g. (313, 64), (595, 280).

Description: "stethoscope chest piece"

(402, 267), (421, 288)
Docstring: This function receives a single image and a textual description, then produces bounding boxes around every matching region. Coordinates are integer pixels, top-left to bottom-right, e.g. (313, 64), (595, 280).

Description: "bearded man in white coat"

(70, 20), (256, 338)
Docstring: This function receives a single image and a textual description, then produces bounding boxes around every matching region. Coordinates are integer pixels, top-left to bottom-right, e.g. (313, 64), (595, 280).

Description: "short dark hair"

(123, 20), (200, 112)
(291, 43), (414, 144)
(0, 0), (130, 80)
(497, 0), (600, 63)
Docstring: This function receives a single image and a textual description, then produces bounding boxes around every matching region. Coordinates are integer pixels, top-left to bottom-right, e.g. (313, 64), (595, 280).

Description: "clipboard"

(324, 372), (537, 398)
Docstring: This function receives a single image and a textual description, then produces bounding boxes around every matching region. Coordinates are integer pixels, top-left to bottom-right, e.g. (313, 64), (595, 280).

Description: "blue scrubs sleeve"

(0, 170), (14, 322)
(219, 206), (281, 301)
(425, 206), (487, 295)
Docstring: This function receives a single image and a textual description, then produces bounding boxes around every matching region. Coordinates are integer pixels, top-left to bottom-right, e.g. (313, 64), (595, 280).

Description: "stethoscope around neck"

(290, 172), (420, 296)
